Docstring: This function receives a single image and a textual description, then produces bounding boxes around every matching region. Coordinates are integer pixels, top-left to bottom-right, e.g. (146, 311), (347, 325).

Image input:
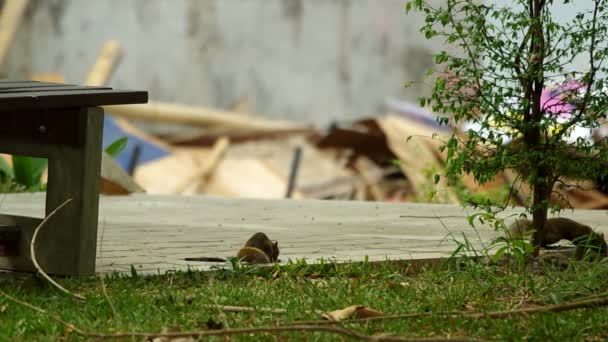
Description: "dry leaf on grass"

(463, 302), (477, 312)
(321, 305), (385, 322)
(308, 278), (329, 288)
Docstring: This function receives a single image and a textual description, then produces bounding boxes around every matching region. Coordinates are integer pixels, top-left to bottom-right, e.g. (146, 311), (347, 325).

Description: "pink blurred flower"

(541, 81), (585, 118)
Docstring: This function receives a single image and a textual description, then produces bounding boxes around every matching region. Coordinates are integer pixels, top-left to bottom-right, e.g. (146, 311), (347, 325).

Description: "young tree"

(406, 0), (608, 253)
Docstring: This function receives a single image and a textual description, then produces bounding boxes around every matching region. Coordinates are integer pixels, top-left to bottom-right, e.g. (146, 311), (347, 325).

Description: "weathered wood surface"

(0, 193), (606, 274)
(42, 107), (104, 275)
(0, 80), (147, 109)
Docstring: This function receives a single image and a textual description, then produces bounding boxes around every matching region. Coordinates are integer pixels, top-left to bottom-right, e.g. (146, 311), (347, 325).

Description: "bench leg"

(39, 107), (104, 276)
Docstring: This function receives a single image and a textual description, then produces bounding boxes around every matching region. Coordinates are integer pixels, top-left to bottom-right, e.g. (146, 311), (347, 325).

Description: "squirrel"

(236, 232), (280, 264)
(184, 232), (280, 265)
(508, 217), (608, 258)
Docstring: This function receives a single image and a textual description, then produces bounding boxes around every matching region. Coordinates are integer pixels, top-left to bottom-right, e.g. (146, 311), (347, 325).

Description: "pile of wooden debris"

(132, 112), (455, 203)
(104, 102), (608, 210)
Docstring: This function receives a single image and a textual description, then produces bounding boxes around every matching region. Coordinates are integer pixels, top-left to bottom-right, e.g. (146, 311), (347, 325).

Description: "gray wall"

(8, 0), (445, 126)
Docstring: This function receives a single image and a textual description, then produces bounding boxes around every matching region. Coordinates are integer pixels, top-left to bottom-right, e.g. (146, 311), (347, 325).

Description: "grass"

(2, 258), (608, 341)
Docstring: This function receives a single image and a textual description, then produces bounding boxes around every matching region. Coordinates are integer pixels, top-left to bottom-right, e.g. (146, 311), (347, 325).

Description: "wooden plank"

(174, 137), (230, 194)
(0, 85), (111, 93)
(106, 101), (304, 130)
(85, 40), (122, 87)
(0, 0), (28, 70)
(168, 127), (317, 146)
(134, 148), (211, 194)
(205, 158), (304, 199)
(0, 89), (148, 110)
(111, 115), (173, 151)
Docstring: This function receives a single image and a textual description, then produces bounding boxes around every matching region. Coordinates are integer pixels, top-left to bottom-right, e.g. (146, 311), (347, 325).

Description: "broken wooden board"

(167, 127), (318, 146)
(134, 147), (213, 194)
(376, 114), (460, 204)
(1, 193), (606, 275)
(204, 158), (305, 199)
(0, 0), (28, 70)
(107, 101), (305, 131)
(224, 136), (356, 199)
(85, 40), (122, 87)
(174, 137), (230, 194)
(100, 152), (144, 195)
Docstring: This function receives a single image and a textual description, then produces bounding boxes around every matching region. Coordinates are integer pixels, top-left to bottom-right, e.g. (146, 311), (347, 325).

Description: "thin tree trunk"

(531, 179), (552, 256)
(527, 0), (548, 256)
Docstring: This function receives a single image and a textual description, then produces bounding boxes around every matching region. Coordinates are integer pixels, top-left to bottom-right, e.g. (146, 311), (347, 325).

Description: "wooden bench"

(0, 80), (147, 276)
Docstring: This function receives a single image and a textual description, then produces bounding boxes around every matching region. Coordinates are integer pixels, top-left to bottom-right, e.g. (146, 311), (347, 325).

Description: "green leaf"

(390, 159), (403, 167)
(105, 137), (128, 158)
(491, 246), (509, 263)
(11, 155), (32, 187)
(435, 78), (446, 92)
(11, 156), (47, 188)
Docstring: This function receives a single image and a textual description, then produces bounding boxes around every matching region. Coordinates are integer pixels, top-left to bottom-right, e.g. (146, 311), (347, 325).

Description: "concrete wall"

(8, 0), (446, 127)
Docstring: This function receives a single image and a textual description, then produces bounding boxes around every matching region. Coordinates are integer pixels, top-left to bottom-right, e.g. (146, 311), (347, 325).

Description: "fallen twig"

(292, 312), (436, 326)
(0, 288), (85, 334)
(475, 295), (608, 318)
(30, 198), (85, 302)
(81, 325), (481, 341)
(202, 304), (287, 315)
(290, 292), (608, 326)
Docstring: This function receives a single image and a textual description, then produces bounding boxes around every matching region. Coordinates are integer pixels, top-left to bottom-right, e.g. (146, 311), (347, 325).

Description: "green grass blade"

(11, 155), (34, 187)
(491, 245), (509, 263)
(11, 156), (47, 189)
